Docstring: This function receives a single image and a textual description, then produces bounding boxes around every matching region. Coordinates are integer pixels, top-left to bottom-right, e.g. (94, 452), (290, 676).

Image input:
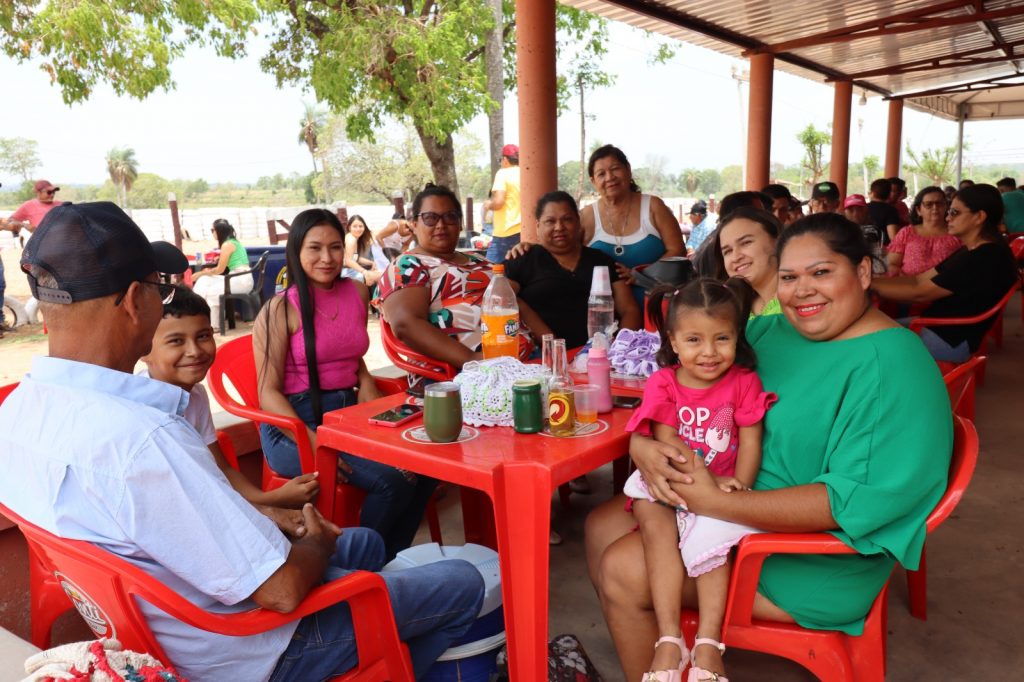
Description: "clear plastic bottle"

(548, 339), (576, 436)
(481, 264), (520, 359)
(587, 265), (615, 342)
(587, 332), (613, 414)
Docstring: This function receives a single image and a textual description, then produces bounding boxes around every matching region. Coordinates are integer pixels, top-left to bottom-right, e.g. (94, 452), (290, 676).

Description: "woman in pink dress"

(886, 186), (962, 276)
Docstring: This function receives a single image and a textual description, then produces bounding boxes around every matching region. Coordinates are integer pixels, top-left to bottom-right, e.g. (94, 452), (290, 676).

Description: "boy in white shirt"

(141, 286), (320, 532)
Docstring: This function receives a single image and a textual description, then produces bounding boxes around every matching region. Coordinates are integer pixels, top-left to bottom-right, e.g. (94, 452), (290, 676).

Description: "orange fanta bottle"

(480, 264), (520, 358)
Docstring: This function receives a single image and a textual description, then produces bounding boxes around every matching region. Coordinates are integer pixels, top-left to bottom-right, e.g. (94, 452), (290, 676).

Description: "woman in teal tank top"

(585, 212), (951, 680)
(192, 218), (253, 327)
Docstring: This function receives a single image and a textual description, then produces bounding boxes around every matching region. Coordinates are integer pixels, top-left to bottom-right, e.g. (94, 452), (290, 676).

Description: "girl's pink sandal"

(641, 635), (690, 682)
(686, 638), (729, 682)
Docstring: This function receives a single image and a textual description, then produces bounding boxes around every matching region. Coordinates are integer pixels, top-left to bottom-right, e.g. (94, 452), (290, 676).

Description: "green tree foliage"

(105, 147), (139, 207)
(320, 117), (433, 205)
(796, 124), (831, 184)
(0, 137), (41, 181)
(905, 145), (958, 186)
(126, 173), (172, 209)
(719, 165), (744, 196)
(697, 169), (722, 197)
(1, 1), (258, 104)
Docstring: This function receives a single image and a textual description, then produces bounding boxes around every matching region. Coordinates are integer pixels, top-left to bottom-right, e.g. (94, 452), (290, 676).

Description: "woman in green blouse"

(586, 212), (952, 680)
(192, 218), (251, 325)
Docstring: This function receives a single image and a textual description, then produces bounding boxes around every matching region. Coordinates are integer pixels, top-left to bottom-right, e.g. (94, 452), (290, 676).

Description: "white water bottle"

(587, 265), (615, 342)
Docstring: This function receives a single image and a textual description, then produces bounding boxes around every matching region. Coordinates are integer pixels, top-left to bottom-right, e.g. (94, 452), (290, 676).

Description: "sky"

(2, 20), (1023, 189)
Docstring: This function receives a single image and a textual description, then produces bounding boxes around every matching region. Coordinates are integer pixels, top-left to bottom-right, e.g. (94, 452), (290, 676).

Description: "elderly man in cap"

(483, 143), (522, 263)
(685, 199), (715, 253)
(808, 181), (841, 214)
(0, 202), (483, 681)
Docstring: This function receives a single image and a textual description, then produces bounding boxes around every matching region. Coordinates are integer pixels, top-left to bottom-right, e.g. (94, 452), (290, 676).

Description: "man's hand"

(629, 435), (693, 507)
(259, 505), (308, 538)
(297, 503), (342, 554)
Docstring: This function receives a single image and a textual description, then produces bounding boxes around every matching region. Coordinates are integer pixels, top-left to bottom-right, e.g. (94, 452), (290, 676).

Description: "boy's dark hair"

(163, 285), (211, 319)
(869, 178), (892, 200)
(646, 277), (758, 370)
(996, 177), (1017, 190)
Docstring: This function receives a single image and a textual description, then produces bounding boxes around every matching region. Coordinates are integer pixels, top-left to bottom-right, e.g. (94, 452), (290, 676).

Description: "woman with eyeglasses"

(873, 183), (1018, 362)
(378, 184), (536, 370)
(885, 186), (962, 277)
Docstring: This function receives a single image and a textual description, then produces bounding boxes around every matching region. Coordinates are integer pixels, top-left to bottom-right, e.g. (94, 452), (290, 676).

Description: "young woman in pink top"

(886, 186), (962, 276)
(254, 208), (437, 559)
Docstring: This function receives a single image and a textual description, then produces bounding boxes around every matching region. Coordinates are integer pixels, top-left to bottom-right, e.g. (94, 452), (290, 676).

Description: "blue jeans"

(898, 318), (971, 363)
(260, 389), (439, 559)
(270, 527), (485, 681)
(485, 234), (520, 263)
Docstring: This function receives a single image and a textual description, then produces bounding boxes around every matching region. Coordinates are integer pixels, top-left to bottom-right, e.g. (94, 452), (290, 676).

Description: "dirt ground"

(0, 243), (392, 386)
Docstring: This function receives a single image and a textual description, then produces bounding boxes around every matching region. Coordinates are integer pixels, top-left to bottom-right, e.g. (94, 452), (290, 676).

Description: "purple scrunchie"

(608, 329), (661, 377)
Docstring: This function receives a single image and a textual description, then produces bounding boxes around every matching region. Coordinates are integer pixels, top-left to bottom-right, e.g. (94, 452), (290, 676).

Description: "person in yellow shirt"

(483, 143), (521, 263)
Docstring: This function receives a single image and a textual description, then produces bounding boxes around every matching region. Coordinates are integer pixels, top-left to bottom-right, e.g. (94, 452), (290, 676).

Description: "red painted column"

(516, 0), (557, 243)
(746, 53), (774, 191)
(885, 99), (904, 178)
(830, 81), (853, 198)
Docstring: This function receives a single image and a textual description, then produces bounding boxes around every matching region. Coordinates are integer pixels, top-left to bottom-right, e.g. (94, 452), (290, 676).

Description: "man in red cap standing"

(483, 144), (521, 263)
(7, 180), (61, 234)
(0, 180), (60, 335)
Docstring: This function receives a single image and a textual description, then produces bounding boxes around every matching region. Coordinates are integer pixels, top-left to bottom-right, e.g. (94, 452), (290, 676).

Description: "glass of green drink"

(424, 382), (463, 443)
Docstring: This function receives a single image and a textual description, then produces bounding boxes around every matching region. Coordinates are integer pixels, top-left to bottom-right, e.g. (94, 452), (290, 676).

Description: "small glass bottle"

(547, 339), (576, 437)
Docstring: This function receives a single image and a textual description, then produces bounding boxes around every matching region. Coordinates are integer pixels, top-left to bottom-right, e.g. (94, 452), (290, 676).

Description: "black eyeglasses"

(947, 207), (970, 218)
(115, 279), (176, 306)
(417, 211), (461, 227)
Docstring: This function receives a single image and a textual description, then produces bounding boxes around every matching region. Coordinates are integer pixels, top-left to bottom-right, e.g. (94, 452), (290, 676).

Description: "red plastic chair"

(688, 416), (978, 681)
(380, 318), (457, 381)
(0, 502), (414, 681)
(1010, 237), (1024, 321)
(901, 360), (985, 621)
(909, 280), (1020, 383)
(207, 335), (442, 543)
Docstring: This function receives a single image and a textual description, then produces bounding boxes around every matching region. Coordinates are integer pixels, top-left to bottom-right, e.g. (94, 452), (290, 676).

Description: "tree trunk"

(485, 0), (504, 178)
(416, 127), (460, 197)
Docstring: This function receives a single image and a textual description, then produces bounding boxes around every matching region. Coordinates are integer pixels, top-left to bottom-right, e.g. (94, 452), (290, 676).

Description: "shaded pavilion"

(514, 0), (1024, 239)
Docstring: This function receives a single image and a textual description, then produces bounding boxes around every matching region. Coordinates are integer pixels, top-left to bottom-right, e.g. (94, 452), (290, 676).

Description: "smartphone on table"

(368, 403), (424, 427)
(612, 395), (642, 409)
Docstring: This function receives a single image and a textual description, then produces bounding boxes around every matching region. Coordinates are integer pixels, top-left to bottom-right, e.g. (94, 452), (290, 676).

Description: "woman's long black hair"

(261, 208), (344, 425)
(646, 277), (758, 370)
(212, 218), (236, 246)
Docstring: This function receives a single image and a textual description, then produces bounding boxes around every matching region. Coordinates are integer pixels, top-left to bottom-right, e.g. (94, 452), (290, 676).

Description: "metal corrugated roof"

(561, 0), (1024, 121)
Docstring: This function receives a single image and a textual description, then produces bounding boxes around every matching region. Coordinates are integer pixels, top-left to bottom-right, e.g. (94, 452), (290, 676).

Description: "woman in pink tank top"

(254, 209), (437, 559)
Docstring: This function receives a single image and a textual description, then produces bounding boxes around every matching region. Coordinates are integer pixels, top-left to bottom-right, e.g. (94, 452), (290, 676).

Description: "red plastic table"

(316, 394), (633, 682)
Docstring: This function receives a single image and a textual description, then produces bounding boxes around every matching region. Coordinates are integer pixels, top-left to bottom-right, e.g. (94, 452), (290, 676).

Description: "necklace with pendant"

(602, 196), (631, 256)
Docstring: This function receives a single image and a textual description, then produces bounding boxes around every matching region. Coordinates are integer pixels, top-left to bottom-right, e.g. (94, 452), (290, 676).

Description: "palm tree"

(106, 147), (138, 207)
(298, 102), (327, 175)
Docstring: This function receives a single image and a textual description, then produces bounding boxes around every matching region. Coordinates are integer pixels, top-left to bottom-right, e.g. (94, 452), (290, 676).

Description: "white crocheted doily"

(454, 357), (552, 427)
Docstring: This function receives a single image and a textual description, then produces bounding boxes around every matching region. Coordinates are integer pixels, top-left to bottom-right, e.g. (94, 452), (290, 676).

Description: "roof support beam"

(831, 39), (1024, 80)
(746, 53), (774, 192)
(596, 0), (893, 96)
(891, 73), (1024, 99)
(830, 81), (853, 198)
(749, 3), (1024, 54)
(885, 100), (904, 178)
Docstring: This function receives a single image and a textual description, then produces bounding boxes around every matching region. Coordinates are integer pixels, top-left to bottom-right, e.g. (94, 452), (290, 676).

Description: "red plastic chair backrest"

(0, 501), (414, 680)
(379, 318), (456, 381)
(207, 334), (261, 411)
(909, 279), (1020, 331)
(0, 382), (18, 404)
(927, 415), (979, 533)
(942, 356), (984, 421)
(1009, 235), (1024, 259)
